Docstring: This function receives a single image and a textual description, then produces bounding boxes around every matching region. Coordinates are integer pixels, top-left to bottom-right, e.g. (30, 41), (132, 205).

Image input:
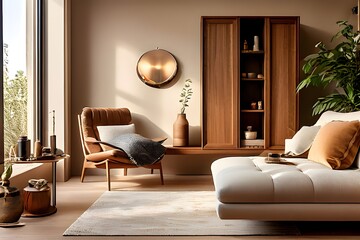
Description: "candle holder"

(50, 110), (56, 155)
(50, 135), (56, 155)
(34, 140), (42, 158)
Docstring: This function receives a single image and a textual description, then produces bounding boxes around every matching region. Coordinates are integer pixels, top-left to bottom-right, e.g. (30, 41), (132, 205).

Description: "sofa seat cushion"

(211, 157), (360, 204)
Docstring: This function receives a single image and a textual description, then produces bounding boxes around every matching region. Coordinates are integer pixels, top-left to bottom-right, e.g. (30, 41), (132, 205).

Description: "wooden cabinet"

(202, 16), (299, 152)
(202, 18), (239, 149)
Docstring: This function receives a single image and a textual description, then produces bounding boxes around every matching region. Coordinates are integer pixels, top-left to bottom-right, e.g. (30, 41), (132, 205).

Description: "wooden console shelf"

(165, 146), (264, 155)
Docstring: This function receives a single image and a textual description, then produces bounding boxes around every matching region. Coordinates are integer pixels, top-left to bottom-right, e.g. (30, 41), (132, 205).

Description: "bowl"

(244, 131), (257, 140)
(247, 72), (256, 78)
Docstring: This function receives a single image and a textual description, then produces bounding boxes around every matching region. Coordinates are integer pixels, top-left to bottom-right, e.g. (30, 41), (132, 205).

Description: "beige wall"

(70, 0), (358, 176)
(46, 0), (71, 181)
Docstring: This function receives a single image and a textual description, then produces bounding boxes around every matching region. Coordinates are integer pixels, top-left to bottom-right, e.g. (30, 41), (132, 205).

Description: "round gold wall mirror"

(136, 49), (178, 87)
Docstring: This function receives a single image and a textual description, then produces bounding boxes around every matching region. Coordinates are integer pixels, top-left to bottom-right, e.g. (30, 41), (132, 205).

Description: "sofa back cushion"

(315, 111), (360, 126)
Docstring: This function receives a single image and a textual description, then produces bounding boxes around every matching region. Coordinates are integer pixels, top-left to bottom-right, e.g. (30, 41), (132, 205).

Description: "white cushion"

(315, 111), (360, 126)
(284, 125), (320, 156)
(97, 124), (136, 142)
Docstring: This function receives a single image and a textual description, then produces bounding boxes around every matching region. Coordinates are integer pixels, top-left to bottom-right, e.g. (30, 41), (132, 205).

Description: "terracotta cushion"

(308, 120), (360, 169)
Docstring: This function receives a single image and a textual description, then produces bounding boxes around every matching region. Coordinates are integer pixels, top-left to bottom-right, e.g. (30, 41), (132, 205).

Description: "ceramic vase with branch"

(173, 79), (193, 146)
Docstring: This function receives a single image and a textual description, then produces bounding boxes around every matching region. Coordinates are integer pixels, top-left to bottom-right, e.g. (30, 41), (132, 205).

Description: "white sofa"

(211, 111), (360, 221)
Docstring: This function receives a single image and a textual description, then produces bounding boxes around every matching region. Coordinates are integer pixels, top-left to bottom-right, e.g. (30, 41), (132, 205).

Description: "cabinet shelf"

(241, 50), (264, 54)
(241, 78), (264, 81)
(241, 109), (264, 113)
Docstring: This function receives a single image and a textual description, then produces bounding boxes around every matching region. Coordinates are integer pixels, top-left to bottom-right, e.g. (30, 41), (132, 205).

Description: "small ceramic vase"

(173, 114), (189, 146)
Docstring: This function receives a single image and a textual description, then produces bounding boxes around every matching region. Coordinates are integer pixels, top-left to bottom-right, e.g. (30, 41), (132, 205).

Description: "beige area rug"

(63, 191), (300, 236)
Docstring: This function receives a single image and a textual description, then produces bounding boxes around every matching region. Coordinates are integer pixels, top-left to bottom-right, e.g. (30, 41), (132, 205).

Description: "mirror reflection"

(137, 49), (178, 87)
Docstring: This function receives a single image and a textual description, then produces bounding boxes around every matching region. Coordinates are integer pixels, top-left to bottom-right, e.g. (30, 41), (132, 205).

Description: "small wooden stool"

(23, 186), (55, 217)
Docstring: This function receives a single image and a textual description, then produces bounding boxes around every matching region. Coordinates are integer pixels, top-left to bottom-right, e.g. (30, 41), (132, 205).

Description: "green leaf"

(178, 78), (193, 113)
(298, 21), (360, 115)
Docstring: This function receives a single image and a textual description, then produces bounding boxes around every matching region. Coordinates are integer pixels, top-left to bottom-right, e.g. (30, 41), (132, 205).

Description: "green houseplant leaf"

(297, 21), (360, 115)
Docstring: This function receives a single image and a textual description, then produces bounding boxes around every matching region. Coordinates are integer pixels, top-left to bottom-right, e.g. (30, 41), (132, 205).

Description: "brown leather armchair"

(78, 107), (164, 190)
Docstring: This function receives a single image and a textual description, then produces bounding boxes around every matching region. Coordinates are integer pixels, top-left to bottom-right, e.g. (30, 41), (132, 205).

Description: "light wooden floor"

(1, 174), (360, 240)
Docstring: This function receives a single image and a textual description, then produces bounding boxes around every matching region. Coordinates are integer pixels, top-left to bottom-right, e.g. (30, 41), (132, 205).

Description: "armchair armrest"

(85, 137), (99, 143)
(152, 136), (167, 144)
(86, 149), (131, 163)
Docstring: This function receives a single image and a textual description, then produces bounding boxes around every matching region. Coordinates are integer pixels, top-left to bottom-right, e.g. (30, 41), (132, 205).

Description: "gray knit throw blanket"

(100, 133), (165, 166)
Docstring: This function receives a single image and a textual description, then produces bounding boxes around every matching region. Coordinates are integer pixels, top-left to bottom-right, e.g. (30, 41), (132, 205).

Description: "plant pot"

(0, 181), (24, 223)
(173, 114), (189, 147)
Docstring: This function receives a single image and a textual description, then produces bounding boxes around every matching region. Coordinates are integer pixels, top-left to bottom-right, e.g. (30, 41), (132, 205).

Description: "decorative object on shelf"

(50, 110), (57, 155)
(28, 179), (49, 191)
(243, 40), (248, 50)
(251, 102), (257, 110)
(17, 135), (30, 161)
(257, 73), (264, 79)
(50, 135), (56, 155)
(173, 79), (193, 146)
(34, 140), (42, 158)
(253, 35), (259, 51)
(173, 114), (189, 146)
(244, 126), (257, 140)
(241, 73), (247, 78)
(257, 101), (263, 110)
(297, 21), (360, 115)
(136, 48), (178, 88)
(247, 72), (256, 78)
(0, 160), (24, 224)
(42, 147), (52, 156)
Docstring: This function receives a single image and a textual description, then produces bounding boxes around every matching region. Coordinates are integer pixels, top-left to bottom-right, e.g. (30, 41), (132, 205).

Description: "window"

(1, 0), (43, 163)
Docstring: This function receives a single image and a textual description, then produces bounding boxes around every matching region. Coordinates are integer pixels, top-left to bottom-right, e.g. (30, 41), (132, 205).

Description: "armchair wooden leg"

(106, 160), (111, 191)
(81, 159), (87, 182)
(151, 169), (154, 174)
(159, 165), (164, 185)
(124, 168), (128, 176)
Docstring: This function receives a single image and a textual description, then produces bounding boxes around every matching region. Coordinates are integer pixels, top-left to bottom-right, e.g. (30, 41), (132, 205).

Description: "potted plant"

(297, 21), (360, 115)
(0, 159), (24, 223)
(173, 79), (193, 146)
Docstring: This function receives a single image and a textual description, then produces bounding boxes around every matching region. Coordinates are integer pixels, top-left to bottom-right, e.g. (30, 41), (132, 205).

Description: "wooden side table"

(23, 186), (52, 217)
(10, 155), (68, 217)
